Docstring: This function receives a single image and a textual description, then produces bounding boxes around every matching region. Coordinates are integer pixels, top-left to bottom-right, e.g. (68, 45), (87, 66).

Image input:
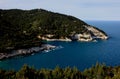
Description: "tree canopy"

(0, 63), (120, 79)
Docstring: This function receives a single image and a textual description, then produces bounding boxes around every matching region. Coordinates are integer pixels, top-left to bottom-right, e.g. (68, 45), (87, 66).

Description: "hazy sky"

(0, 0), (120, 20)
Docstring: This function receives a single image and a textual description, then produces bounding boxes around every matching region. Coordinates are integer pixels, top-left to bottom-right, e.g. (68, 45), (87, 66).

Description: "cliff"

(38, 25), (108, 42)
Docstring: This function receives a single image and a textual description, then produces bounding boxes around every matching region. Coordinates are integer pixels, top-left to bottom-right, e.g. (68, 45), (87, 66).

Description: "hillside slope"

(0, 9), (108, 52)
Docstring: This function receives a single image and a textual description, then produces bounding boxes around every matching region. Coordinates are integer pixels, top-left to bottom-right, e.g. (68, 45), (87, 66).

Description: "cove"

(0, 21), (120, 71)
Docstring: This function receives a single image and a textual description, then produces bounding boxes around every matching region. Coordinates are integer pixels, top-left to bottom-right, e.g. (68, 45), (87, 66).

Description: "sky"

(0, 0), (120, 20)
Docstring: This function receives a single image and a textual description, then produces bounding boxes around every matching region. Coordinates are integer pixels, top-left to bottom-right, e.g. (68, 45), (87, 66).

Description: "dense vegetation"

(0, 63), (120, 79)
(0, 9), (89, 53)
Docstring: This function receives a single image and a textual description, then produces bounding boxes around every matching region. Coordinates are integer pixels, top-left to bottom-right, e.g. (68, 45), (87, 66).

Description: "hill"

(0, 9), (108, 53)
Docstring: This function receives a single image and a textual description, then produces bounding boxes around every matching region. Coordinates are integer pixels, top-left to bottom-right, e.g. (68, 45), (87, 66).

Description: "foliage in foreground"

(0, 63), (120, 79)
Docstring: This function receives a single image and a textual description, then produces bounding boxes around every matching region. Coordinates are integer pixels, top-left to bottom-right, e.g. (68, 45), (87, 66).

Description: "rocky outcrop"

(38, 25), (108, 42)
(84, 25), (108, 40)
(0, 44), (56, 60)
(71, 25), (108, 41)
(72, 33), (93, 41)
(38, 35), (72, 42)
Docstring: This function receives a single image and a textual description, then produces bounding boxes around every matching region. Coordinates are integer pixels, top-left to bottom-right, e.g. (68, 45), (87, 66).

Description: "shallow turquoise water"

(0, 21), (120, 71)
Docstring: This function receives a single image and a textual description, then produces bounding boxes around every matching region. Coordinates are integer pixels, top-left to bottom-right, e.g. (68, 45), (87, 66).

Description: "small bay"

(0, 21), (120, 71)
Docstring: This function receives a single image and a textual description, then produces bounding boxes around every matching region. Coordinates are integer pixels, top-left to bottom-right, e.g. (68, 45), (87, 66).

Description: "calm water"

(0, 21), (120, 71)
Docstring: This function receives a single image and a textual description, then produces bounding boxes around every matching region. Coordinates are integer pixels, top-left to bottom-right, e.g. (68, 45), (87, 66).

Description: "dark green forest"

(0, 63), (120, 79)
(0, 9), (89, 52)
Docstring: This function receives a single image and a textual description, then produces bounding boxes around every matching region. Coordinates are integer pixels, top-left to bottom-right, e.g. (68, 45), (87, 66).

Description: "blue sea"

(0, 21), (120, 71)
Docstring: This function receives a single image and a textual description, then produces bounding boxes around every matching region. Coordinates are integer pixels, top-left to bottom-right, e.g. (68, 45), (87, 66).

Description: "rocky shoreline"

(0, 44), (56, 60)
(38, 25), (108, 42)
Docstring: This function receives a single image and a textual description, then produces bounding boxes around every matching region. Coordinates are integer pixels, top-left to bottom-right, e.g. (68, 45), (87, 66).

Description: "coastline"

(0, 44), (56, 60)
(39, 35), (108, 42)
(38, 25), (108, 42)
(42, 38), (72, 42)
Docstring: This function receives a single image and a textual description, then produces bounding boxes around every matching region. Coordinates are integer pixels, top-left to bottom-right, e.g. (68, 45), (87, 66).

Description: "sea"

(0, 21), (120, 71)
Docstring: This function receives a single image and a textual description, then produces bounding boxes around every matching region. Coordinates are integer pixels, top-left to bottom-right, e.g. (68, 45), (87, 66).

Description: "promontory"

(0, 9), (108, 59)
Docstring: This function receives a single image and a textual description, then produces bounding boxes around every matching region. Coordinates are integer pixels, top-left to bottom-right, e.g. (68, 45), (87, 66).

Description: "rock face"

(0, 44), (56, 60)
(85, 25), (108, 39)
(74, 25), (108, 41)
(38, 25), (108, 42)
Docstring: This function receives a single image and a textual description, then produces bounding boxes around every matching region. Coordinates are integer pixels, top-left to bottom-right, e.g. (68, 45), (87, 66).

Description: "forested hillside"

(0, 9), (88, 52)
(0, 9), (107, 53)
